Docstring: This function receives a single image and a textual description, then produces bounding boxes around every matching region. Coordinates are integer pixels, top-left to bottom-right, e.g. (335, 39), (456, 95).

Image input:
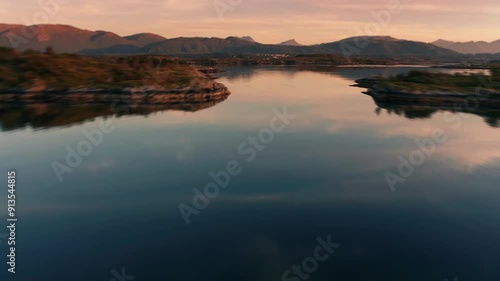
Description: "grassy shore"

(376, 67), (500, 92)
(0, 47), (216, 91)
(353, 66), (500, 110)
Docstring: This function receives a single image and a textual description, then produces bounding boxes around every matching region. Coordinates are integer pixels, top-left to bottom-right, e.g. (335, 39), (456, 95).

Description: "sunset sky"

(1, 0), (499, 45)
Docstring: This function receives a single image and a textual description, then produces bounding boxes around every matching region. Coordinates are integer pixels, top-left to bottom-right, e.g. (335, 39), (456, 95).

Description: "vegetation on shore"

(0, 47), (216, 91)
(375, 67), (500, 92)
(354, 66), (500, 115)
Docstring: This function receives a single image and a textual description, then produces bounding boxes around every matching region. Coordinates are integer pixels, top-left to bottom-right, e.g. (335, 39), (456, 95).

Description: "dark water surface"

(0, 66), (499, 281)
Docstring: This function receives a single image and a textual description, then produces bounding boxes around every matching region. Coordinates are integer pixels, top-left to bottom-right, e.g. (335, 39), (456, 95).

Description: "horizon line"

(2, 22), (499, 46)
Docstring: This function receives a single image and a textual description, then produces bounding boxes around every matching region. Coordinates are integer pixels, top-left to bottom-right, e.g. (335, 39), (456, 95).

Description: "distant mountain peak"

(240, 36), (256, 42)
(338, 36), (399, 43)
(434, 39), (451, 43)
(432, 39), (454, 47)
(0, 23), (463, 57)
(225, 36), (257, 43)
(432, 38), (500, 54)
(0, 23), (167, 53)
(125, 33), (165, 38)
(279, 39), (303, 46)
(124, 33), (167, 46)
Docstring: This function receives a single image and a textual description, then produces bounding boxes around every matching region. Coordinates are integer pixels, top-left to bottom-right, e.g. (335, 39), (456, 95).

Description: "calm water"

(1, 66), (499, 281)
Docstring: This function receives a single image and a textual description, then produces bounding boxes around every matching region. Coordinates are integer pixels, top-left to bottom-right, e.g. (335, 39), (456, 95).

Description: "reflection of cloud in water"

(168, 67), (500, 172)
(3, 66), (499, 173)
(214, 67), (500, 170)
(82, 158), (117, 172)
(175, 137), (196, 164)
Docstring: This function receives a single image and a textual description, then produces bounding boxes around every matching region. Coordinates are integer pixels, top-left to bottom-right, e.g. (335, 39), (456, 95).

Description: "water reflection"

(221, 65), (500, 128)
(221, 65), (429, 82)
(0, 99), (228, 131)
(1, 66), (500, 281)
(370, 97), (500, 128)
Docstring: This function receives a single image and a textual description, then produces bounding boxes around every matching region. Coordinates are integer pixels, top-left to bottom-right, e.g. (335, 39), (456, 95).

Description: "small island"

(354, 67), (500, 109)
(0, 47), (230, 105)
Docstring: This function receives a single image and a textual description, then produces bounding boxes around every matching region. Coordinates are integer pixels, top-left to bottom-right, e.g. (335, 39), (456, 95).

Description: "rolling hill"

(279, 39), (303, 46)
(0, 23), (461, 58)
(124, 33), (167, 46)
(240, 36), (257, 42)
(433, 39), (500, 54)
(138, 35), (459, 57)
(0, 24), (165, 53)
(321, 36), (459, 57)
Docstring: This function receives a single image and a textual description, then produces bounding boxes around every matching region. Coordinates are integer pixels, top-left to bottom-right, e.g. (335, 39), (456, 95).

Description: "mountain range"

(0, 24), (166, 53)
(279, 39), (303, 46)
(240, 37), (303, 46)
(433, 39), (500, 54)
(0, 23), (473, 58)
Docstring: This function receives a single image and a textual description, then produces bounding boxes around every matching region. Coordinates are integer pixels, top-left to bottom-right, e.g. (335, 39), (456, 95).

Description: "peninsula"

(0, 47), (230, 105)
(354, 67), (500, 109)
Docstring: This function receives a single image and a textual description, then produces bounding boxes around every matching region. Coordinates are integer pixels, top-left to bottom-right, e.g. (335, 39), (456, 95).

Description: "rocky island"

(0, 47), (230, 105)
(353, 68), (500, 109)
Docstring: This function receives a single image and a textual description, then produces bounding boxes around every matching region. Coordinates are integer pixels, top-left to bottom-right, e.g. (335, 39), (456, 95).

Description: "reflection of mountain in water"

(0, 99), (227, 131)
(371, 98), (500, 128)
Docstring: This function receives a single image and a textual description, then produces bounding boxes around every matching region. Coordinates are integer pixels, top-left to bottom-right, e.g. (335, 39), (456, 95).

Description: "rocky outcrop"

(353, 77), (500, 109)
(352, 77), (379, 89)
(0, 81), (231, 105)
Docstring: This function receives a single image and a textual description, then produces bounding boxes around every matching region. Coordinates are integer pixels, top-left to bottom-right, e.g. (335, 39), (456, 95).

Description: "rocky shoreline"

(0, 48), (233, 105)
(353, 77), (500, 108)
(0, 81), (231, 105)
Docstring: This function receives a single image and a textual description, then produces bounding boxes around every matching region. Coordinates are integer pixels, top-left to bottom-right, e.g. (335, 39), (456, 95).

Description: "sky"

(1, 0), (499, 45)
